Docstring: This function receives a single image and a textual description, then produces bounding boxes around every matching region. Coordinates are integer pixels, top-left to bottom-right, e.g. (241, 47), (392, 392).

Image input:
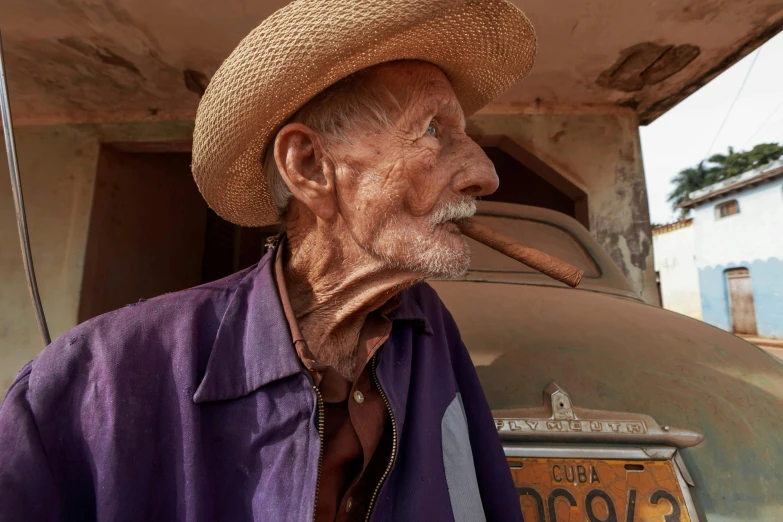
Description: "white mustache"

(430, 198), (477, 226)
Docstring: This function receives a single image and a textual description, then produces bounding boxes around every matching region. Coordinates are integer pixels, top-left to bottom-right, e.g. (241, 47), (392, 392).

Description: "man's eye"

(426, 122), (437, 137)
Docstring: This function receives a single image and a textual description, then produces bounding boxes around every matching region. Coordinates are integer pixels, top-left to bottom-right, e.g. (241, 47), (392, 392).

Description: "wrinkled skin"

(274, 61), (498, 377)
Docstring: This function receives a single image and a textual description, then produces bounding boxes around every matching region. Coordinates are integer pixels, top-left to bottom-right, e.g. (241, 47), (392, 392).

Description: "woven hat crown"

(192, 0), (537, 227)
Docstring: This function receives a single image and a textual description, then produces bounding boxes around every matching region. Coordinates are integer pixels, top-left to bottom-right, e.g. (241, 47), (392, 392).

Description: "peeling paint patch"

(615, 143), (653, 274)
(598, 42), (700, 92)
(95, 48), (141, 76)
(590, 139), (653, 297)
(550, 130), (566, 143)
(665, 0), (725, 23)
(58, 37), (141, 77)
(6, 34), (196, 121)
(183, 69), (210, 97)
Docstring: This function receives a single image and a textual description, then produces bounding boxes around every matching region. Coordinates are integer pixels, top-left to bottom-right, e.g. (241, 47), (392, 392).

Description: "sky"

(640, 31), (783, 225)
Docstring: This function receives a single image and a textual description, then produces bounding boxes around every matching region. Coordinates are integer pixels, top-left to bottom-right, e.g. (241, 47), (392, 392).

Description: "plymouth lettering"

(546, 420), (563, 431)
(495, 419), (649, 435)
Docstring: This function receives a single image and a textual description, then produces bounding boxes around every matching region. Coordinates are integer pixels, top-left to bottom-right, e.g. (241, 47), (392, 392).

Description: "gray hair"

(263, 64), (401, 216)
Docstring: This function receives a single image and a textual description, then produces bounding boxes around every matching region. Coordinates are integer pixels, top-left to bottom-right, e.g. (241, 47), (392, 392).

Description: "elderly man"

(0, 0), (536, 520)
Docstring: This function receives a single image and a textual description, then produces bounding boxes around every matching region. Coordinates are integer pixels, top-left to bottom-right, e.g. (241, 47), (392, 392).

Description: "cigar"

(457, 218), (584, 288)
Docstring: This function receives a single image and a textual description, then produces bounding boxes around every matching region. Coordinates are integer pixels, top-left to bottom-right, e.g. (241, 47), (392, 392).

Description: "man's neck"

(283, 209), (421, 379)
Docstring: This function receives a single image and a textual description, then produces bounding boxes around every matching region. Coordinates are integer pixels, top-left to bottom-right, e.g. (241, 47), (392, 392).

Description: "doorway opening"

(78, 144), (277, 323)
(725, 267), (758, 335)
(476, 136), (589, 229)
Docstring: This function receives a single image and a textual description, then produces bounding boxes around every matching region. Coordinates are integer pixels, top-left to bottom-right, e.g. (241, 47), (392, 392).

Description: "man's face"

(330, 62), (499, 278)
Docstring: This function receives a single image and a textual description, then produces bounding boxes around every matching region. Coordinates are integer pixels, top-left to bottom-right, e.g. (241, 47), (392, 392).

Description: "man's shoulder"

(23, 262), (265, 407)
(57, 262), (255, 344)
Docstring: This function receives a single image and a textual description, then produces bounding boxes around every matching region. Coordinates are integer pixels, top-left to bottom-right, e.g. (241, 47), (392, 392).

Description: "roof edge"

(677, 161), (783, 209)
(652, 218), (693, 235)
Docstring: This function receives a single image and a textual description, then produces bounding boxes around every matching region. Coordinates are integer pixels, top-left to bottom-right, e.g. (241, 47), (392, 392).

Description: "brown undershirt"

(273, 240), (395, 522)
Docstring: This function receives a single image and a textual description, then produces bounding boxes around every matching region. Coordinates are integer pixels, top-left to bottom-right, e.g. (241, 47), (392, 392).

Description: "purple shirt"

(0, 249), (522, 521)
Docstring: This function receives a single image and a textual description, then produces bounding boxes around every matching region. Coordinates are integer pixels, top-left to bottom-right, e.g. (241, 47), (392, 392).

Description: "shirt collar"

(193, 243), (433, 404)
(193, 250), (304, 403)
(389, 287), (433, 335)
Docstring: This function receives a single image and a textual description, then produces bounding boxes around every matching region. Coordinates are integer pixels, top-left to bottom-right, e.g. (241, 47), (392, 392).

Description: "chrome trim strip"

(503, 444), (676, 460)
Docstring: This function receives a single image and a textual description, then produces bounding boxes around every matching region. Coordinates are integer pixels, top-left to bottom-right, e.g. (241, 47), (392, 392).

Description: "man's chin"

(410, 236), (471, 279)
(426, 261), (470, 280)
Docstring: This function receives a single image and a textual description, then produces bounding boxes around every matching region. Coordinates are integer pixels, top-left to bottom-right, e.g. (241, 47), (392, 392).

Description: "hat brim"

(192, 0), (537, 227)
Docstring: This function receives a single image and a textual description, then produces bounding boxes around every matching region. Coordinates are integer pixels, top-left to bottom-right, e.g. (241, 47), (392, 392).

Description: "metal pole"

(0, 30), (51, 346)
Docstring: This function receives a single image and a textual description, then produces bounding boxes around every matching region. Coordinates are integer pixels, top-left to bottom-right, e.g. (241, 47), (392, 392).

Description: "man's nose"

(452, 139), (500, 197)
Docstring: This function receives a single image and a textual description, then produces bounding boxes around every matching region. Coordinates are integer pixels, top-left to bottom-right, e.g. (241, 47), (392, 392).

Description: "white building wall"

(653, 224), (702, 319)
(691, 178), (783, 266)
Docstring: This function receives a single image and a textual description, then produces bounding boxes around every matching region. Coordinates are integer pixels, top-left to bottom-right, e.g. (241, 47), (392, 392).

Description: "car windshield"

(465, 215), (601, 278)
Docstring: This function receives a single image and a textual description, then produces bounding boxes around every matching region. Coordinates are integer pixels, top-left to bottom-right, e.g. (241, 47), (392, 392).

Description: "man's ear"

(273, 123), (336, 221)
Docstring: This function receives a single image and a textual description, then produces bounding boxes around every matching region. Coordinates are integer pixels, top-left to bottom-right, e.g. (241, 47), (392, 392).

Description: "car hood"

(431, 280), (783, 521)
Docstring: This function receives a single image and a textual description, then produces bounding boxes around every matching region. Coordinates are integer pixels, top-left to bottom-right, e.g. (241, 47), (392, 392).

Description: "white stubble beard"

(368, 197), (477, 279)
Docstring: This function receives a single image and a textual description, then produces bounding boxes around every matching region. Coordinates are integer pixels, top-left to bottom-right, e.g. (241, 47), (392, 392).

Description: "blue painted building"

(677, 160), (783, 339)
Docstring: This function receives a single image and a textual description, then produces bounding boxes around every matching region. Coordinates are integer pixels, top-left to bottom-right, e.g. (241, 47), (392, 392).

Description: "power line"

(742, 97), (783, 148)
(704, 48), (762, 158)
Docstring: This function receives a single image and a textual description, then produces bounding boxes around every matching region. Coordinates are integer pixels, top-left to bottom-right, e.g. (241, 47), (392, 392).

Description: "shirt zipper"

(312, 385), (325, 522)
(364, 353), (398, 522)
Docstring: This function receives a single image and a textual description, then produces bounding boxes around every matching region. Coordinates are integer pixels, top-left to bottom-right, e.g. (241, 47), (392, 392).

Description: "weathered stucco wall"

(468, 112), (658, 304)
(0, 121), (194, 394)
(653, 223), (702, 319)
(1, 126), (97, 394)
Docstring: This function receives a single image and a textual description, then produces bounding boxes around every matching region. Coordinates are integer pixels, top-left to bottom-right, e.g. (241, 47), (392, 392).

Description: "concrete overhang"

(1, 0), (781, 126)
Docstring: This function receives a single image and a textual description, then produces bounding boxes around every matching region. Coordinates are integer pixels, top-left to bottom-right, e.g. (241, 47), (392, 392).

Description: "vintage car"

(431, 201), (783, 522)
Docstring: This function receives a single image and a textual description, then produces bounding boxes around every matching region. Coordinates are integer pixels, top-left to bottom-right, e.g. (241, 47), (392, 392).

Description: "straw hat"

(192, 0), (537, 227)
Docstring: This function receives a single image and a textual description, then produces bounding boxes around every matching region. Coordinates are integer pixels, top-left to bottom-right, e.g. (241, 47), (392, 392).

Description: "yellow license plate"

(508, 457), (692, 521)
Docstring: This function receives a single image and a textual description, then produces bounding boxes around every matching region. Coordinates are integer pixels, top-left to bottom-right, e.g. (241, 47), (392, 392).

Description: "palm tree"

(708, 143), (783, 179)
(667, 161), (721, 216)
(667, 143), (783, 216)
